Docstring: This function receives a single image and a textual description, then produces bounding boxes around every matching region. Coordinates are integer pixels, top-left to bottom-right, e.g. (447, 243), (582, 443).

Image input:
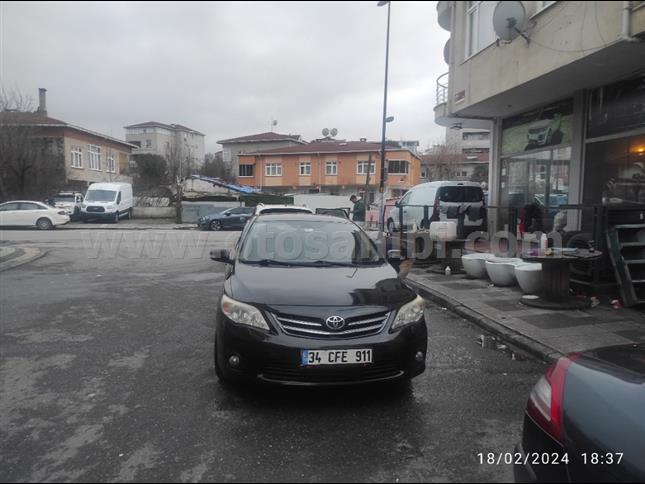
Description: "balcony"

(435, 72), (449, 106)
(437, 1), (452, 31)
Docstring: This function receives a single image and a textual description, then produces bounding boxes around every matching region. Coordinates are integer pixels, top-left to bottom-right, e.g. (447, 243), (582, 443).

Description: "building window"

(239, 164), (254, 177)
(265, 163), (282, 177)
(223, 150), (232, 163)
(326, 160), (337, 175)
(145, 139), (152, 148)
(106, 154), (116, 173)
(463, 131), (490, 141)
(70, 146), (83, 168)
(299, 162), (311, 176)
(465, 1), (496, 59)
(88, 145), (101, 171)
(388, 159), (409, 174)
(357, 160), (376, 175)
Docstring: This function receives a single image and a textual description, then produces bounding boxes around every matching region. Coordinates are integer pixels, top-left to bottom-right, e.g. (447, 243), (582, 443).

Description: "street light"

(377, 0), (391, 239)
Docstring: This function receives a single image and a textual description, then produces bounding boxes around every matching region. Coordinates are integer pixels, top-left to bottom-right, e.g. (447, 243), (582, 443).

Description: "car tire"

(128, 208), (134, 220)
(113, 212), (119, 224)
(36, 217), (53, 230)
(210, 220), (223, 231)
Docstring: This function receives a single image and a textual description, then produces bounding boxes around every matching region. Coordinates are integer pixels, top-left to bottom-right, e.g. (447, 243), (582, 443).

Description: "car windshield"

(53, 195), (75, 203)
(239, 219), (384, 266)
(85, 190), (117, 202)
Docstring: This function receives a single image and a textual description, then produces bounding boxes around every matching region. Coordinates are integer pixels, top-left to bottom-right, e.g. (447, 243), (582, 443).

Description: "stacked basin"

(514, 263), (543, 295)
(461, 253), (544, 294)
(484, 257), (525, 287)
(461, 253), (495, 279)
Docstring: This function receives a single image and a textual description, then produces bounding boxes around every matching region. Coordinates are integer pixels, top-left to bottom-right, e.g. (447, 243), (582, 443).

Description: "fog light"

(415, 351), (425, 362)
(228, 355), (240, 368)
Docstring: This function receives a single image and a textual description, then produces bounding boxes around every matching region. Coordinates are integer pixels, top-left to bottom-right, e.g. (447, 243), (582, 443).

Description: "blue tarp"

(189, 175), (262, 194)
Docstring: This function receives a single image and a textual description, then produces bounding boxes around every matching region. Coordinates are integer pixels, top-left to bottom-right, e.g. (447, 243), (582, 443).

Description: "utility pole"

(377, 0), (391, 240)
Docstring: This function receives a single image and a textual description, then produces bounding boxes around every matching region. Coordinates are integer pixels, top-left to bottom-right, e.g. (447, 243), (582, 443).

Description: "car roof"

(255, 204), (314, 213)
(1, 200), (48, 204)
(254, 213), (353, 223)
(411, 181), (483, 189)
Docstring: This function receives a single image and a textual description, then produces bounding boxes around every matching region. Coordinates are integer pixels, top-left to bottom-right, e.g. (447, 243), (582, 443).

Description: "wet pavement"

(1, 230), (546, 482)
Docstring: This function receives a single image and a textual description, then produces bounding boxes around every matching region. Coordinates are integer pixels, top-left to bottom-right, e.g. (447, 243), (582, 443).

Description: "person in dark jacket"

(350, 194), (366, 228)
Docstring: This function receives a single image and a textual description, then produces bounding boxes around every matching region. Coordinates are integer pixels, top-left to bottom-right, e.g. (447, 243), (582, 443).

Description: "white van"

(396, 181), (486, 236)
(81, 182), (133, 223)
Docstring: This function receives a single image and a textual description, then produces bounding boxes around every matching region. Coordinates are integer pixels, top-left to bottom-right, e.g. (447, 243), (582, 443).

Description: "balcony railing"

(436, 72), (449, 106)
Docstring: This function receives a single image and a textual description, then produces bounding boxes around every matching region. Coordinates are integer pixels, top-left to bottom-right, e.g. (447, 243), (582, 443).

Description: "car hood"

(226, 263), (416, 310)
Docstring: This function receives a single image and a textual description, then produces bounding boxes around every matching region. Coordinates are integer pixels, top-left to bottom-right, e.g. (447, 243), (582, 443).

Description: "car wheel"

(128, 208), (134, 220)
(210, 220), (223, 231)
(36, 217), (53, 230)
(113, 212), (119, 223)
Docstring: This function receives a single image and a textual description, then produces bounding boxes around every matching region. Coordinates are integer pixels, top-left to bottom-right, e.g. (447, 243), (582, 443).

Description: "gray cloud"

(2, 1), (449, 152)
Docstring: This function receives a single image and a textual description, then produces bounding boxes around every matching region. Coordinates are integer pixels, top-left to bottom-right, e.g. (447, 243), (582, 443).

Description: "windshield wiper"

(240, 259), (295, 266)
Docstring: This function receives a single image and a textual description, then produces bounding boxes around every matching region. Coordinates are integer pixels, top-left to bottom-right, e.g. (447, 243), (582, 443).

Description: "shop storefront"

(498, 99), (574, 231)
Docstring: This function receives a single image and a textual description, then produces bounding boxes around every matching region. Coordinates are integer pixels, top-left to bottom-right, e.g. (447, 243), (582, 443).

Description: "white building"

(124, 121), (206, 167)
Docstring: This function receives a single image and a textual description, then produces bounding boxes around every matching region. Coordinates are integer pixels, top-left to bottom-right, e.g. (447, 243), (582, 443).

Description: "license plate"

(301, 349), (373, 366)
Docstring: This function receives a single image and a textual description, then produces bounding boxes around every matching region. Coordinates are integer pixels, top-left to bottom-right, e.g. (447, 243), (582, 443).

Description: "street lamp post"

(377, 0), (391, 239)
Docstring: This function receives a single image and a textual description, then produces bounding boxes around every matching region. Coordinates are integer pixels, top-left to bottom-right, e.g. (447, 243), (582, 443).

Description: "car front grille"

(271, 311), (391, 339)
(86, 206), (105, 213)
(260, 362), (403, 384)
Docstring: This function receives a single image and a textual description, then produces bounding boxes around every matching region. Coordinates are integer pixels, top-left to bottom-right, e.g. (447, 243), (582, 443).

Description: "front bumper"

(80, 211), (116, 221)
(215, 309), (427, 386)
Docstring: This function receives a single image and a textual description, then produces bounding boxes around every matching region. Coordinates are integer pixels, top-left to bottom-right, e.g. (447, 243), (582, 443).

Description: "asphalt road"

(1, 229), (546, 482)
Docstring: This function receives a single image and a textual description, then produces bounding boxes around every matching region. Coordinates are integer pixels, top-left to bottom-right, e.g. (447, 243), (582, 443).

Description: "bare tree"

(0, 88), (66, 201)
(421, 137), (463, 181)
(165, 141), (196, 223)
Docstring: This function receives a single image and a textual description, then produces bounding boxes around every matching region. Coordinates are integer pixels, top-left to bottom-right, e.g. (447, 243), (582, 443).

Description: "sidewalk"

(406, 267), (645, 362)
(60, 219), (196, 230)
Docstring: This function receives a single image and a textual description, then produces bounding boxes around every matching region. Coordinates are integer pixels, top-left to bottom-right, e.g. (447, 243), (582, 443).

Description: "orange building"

(237, 140), (422, 201)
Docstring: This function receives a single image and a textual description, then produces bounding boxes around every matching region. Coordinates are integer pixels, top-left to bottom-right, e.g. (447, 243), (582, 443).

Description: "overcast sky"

(2, 1), (449, 152)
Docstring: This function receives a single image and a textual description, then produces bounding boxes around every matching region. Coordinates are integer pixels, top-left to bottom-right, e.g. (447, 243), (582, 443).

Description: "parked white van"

(396, 181), (486, 237)
(81, 182), (133, 223)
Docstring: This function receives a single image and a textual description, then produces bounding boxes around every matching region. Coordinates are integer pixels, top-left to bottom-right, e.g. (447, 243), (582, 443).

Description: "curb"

(406, 278), (563, 363)
(59, 225), (197, 231)
(0, 248), (46, 272)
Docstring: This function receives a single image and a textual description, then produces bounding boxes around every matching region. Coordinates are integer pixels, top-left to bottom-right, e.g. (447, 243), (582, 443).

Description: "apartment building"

(237, 139), (422, 201)
(1, 89), (134, 191)
(217, 132), (306, 180)
(124, 121), (205, 166)
(435, 1), (645, 229)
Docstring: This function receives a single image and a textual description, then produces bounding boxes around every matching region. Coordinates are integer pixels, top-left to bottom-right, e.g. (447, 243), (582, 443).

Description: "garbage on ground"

(611, 299), (623, 309)
(590, 296), (600, 308)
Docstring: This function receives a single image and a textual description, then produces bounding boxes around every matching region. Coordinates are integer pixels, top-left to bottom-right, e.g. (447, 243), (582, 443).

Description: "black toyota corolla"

(210, 213), (427, 386)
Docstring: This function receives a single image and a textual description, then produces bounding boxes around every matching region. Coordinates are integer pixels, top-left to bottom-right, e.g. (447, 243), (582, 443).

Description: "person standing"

(350, 194), (366, 228)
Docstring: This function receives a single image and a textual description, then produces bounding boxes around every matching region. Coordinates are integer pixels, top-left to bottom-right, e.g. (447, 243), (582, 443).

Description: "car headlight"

(106, 204), (116, 211)
(81, 203), (87, 209)
(221, 294), (270, 331)
(391, 295), (425, 331)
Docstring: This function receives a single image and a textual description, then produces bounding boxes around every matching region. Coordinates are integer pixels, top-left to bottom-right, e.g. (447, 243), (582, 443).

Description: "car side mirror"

(210, 249), (232, 264)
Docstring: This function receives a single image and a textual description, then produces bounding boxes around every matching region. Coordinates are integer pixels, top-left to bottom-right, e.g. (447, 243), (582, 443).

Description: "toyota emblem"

(325, 315), (346, 331)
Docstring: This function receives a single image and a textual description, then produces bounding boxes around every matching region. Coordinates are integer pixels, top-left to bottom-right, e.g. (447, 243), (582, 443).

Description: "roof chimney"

(37, 88), (47, 115)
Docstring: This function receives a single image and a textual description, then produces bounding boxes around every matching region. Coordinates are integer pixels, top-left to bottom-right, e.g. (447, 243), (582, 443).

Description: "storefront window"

(500, 147), (571, 230)
(583, 134), (645, 206)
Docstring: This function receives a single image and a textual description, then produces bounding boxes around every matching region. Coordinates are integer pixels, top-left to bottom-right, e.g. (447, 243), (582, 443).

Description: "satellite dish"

(330, 128), (338, 137)
(493, 1), (529, 43)
(322, 128), (330, 137)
